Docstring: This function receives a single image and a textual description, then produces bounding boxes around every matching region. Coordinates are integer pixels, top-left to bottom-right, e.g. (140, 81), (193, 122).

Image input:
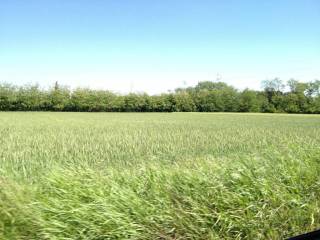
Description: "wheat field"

(1, 112), (320, 239)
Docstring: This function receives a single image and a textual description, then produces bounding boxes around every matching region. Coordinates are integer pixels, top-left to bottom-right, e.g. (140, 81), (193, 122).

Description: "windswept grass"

(0, 112), (320, 239)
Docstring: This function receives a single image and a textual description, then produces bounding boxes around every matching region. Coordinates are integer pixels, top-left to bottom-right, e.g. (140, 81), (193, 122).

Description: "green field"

(1, 112), (320, 239)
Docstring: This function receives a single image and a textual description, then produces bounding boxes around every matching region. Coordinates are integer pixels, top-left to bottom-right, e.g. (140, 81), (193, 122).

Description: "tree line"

(0, 79), (320, 113)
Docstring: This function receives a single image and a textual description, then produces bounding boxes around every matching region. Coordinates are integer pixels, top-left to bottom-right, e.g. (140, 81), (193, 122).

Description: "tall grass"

(1, 112), (320, 239)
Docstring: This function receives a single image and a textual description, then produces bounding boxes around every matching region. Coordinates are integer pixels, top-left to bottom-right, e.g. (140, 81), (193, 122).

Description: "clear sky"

(1, 0), (319, 94)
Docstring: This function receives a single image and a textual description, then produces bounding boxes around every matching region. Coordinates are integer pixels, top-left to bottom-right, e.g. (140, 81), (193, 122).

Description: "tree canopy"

(0, 79), (319, 113)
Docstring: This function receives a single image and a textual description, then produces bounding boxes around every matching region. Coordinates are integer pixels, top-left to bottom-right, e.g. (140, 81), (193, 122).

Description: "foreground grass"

(1, 113), (320, 239)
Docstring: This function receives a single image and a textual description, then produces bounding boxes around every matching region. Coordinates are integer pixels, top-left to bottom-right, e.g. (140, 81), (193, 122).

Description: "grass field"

(1, 112), (320, 239)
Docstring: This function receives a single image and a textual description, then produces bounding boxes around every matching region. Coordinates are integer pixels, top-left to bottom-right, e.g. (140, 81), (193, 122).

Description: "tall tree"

(50, 82), (70, 111)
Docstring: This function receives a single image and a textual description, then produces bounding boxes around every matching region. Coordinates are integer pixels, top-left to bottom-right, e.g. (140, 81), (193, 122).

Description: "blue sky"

(1, 0), (319, 93)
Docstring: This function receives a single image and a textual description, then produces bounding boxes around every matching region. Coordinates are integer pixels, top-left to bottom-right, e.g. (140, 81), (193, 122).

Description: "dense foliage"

(1, 79), (320, 113)
(1, 113), (320, 239)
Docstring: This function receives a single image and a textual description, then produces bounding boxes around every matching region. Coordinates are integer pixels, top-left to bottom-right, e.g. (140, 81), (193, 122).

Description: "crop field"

(0, 112), (320, 239)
